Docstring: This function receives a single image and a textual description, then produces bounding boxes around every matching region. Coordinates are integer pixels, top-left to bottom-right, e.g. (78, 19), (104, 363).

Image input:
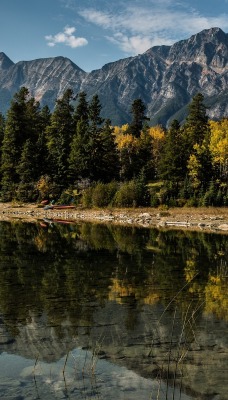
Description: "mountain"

(0, 27), (228, 125)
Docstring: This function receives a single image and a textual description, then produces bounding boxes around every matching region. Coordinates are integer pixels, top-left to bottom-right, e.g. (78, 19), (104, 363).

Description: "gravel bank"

(0, 203), (228, 233)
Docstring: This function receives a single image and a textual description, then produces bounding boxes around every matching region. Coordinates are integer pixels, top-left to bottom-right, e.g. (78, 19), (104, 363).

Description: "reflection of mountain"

(1, 301), (228, 399)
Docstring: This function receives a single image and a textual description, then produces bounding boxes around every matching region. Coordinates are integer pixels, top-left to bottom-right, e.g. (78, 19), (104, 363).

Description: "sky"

(0, 0), (228, 72)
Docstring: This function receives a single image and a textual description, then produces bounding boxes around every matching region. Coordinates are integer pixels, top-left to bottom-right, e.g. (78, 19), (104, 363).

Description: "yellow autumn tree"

(149, 125), (165, 177)
(113, 124), (154, 180)
(187, 134), (213, 191)
(209, 119), (228, 181)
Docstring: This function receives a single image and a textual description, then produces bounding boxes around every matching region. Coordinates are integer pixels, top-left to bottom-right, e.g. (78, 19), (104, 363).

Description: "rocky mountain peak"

(166, 27), (228, 66)
(0, 27), (227, 125)
(0, 52), (14, 70)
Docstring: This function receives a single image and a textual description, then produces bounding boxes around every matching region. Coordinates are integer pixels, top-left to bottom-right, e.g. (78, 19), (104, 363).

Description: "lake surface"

(0, 220), (227, 400)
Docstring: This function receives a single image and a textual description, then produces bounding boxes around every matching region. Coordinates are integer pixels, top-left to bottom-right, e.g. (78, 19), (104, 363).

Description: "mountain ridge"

(0, 27), (227, 125)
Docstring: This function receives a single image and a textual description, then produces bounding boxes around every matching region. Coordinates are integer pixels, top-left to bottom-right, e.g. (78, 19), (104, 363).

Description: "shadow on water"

(0, 220), (227, 399)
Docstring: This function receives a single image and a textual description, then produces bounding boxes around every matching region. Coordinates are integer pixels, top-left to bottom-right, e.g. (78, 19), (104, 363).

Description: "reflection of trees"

(205, 268), (228, 321)
(0, 221), (227, 337)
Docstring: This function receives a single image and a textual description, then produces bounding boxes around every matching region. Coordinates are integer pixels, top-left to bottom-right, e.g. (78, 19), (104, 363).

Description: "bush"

(81, 186), (94, 208)
(184, 197), (198, 207)
(92, 181), (118, 208)
(58, 190), (74, 205)
(150, 193), (160, 207)
(113, 180), (142, 207)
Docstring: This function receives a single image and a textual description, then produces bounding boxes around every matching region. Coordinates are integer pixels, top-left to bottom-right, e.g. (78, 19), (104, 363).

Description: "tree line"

(0, 87), (227, 207)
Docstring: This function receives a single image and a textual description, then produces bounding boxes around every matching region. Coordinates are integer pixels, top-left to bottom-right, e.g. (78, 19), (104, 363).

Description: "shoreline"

(0, 203), (228, 233)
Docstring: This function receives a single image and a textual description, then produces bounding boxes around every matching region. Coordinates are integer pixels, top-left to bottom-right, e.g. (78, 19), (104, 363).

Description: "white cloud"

(45, 26), (88, 48)
(107, 33), (172, 54)
(78, 3), (228, 55)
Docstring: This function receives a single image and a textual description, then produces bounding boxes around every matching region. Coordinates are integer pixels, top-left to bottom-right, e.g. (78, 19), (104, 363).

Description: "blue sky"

(0, 0), (228, 72)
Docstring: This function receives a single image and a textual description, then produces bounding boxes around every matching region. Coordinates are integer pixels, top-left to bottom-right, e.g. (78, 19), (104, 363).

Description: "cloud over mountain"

(45, 26), (88, 48)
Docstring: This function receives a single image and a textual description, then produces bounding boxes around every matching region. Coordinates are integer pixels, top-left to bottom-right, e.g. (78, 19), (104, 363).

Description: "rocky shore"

(0, 203), (228, 233)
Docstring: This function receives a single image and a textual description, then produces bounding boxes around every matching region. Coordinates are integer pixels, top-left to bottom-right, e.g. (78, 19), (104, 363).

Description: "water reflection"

(0, 220), (227, 399)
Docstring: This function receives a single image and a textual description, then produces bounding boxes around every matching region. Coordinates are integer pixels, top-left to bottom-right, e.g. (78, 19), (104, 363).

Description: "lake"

(0, 220), (227, 399)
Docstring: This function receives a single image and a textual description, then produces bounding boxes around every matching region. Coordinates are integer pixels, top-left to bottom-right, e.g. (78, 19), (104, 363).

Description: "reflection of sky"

(0, 349), (193, 400)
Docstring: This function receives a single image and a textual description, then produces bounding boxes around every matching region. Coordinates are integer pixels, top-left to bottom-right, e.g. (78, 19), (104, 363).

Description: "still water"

(0, 220), (227, 400)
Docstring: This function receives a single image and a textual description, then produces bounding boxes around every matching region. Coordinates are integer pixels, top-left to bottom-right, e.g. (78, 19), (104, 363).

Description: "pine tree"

(16, 139), (37, 183)
(0, 112), (5, 148)
(0, 113), (5, 183)
(128, 98), (149, 137)
(88, 94), (104, 181)
(98, 119), (119, 182)
(158, 119), (186, 185)
(68, 118), (91, 181)
(183, 93), (210, 153)
(36, 105), (51, 177)
(182, 94), (212, 193)
(1, 87), (40, 200)
(69, 96), (118, 183)
(16, 139), (38, 201)
(73, 91), (89, 125)
(46, 88), (75, 185)
(68, 92), (90, 183)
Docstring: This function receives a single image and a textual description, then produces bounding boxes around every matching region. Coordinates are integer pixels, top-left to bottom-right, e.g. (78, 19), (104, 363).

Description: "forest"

(0, 87), (227, 207)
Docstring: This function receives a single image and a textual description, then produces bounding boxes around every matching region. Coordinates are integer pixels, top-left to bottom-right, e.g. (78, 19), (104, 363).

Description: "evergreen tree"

(36, 105), (51, 177)
(16, 138), (38, 183)
(46, 88), (75, 185)
(73, 91), (89, 125)
(183, 93), (210, 153)
(89, 94), (104, 127)
(16, 139), (38, 201)
(0, 112), (5, 149)
(88, 94), (104, 181)
(1, 87), (40, 200)
(98, 119), (119, 182)
(0, 113), (5, 182)
(158, 120), (186, 184)
(39, 105), (51, 130)
(69, 96), (118, 183)
(68, 92), (90, 183)
(183, 94), (212, 194)
(68, 118), (91, 181)
(128, 98), (149, 137)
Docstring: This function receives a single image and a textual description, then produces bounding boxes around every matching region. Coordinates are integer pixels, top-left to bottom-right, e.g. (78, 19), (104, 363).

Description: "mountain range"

(0, 27), (227, 126)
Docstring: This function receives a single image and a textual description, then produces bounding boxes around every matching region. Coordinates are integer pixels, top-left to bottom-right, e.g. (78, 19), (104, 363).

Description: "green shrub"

(150, 193), (160, 207)
(81, 186), (94, 208)
(184, 197), (198, 207)
(113, 180), (142, 207)
(92, 181), (118, 207)
(58, 190), (74, 205)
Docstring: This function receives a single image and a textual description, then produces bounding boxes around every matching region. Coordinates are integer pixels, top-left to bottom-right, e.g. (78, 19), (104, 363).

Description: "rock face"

(0, 27), (228, 125)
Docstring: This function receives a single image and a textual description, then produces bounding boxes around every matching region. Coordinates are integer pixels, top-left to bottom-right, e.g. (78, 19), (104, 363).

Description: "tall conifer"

(1, 87), (40, 200)
(46, 88), (74, 185)
(128, 99), (149, 137)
